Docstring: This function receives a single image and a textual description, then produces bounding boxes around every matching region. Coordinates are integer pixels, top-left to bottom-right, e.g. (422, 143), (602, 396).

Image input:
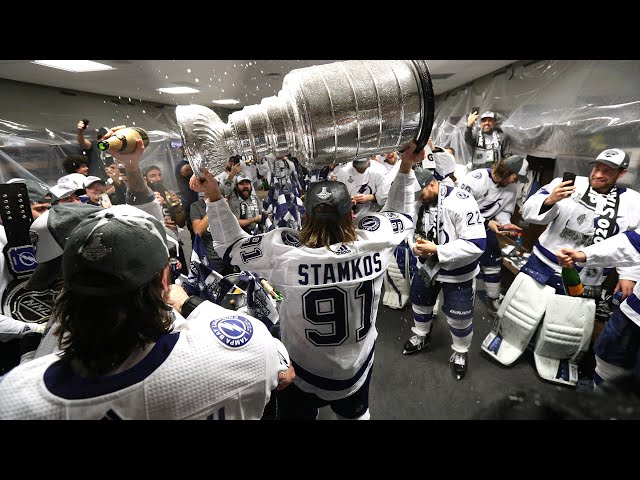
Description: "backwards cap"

(304, 181), (352, 220)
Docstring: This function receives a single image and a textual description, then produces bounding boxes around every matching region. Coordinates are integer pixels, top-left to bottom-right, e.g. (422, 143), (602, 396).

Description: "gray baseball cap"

(504, 155), (529, 182)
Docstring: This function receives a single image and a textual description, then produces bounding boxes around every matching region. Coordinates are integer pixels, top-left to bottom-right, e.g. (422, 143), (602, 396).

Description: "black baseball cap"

(304, 181), (352, 220)
(63, 205), (169, 296)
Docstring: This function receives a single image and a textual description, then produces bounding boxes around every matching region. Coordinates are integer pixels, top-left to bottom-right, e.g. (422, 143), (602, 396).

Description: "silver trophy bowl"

(177, 59), (434, 176)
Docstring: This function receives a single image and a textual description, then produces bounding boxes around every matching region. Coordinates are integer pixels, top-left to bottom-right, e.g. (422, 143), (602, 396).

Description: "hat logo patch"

(316, 187), (332, 200)
(210, 315), (253, 348)
(80, 233), (111, 262)
(602, 149), (619, 158)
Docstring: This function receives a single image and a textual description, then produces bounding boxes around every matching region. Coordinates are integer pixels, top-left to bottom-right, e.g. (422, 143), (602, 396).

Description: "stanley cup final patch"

(210, 315), (254, 348)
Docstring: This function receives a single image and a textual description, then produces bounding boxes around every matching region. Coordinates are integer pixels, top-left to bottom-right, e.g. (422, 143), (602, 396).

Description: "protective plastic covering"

(0, 113), (183, 192)
(432, 60), (640, 189)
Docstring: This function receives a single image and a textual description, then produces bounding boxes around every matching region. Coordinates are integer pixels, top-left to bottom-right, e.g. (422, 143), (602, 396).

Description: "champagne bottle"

(97, 127), (149, 153)
(562, 266), (583, 297)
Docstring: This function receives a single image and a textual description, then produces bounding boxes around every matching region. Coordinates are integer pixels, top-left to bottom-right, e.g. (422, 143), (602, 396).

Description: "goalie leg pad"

(481, 272), (555, 365)
(534, 295), (595, 386)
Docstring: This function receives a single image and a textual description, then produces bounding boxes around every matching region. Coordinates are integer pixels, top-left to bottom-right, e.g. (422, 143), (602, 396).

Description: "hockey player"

(482, 148), (640, 386)
(557, 228), (640, 388)
(190, 144), (424, 420)
(458, 155), (529, 315)
(0, 205), (292, 420)
(401, 168), (486, 380)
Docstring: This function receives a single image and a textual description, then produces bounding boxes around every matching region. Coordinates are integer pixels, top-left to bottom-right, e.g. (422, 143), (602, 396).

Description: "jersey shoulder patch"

(280, 230), (302, 247)
(358, 215), (381, 231)
(209, 315), (254, 348)
(456, 191), (470, 199)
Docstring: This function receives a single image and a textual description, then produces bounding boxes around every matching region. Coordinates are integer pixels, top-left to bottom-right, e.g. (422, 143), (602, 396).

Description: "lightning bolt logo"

(210, 316), (254, 348)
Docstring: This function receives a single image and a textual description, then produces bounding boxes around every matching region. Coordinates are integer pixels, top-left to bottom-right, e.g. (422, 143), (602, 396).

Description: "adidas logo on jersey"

(335, 244), (351, 255)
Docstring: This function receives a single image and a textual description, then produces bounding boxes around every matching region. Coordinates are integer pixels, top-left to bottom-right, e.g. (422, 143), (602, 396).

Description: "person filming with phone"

(481, 148), (640, 385)
(464, 109), (512, 169)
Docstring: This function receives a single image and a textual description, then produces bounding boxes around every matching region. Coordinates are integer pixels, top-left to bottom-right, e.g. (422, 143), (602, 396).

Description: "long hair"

(300, 205), (357, 249)
(53, 272), (174, 376)
(491, 159), (514, 183)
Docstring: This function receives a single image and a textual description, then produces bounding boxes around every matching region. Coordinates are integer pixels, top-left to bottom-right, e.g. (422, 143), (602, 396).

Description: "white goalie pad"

(481, 272), (555, 366)
(382, 246), (412, 309)
(533, 295), (595, 386)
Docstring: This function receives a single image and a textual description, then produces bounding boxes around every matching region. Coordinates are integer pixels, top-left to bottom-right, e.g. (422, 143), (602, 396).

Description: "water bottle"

(177, 60), (435, 177)
(561, 266), (584, 297)
(610, 290), (623, 309)
(514, 232), (523, 254)
(97, 127), (149, 153)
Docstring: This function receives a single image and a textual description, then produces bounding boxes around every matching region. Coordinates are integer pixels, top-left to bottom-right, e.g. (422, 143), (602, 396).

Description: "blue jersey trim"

(624, 230), (640, 254)
(625, 293), (640, 316)
(292, 346), (374, 391)
(44, 332), (180, 399)
(440, 259), (480, 276)
(467, 237), (487, 251)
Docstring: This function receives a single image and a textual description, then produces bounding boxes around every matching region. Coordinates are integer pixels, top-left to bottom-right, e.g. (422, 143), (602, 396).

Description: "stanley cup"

(177, 60), (434, 177)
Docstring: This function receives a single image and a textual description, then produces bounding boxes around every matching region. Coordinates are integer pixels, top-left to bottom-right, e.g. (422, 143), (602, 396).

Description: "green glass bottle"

(562, 266), (583, 296)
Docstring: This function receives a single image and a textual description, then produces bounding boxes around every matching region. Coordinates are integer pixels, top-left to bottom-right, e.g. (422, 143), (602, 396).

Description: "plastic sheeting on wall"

(431, 60), (640, 190)
(0, 118), (183, 193)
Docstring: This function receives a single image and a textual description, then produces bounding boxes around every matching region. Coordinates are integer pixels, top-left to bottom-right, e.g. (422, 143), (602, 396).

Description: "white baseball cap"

(49, 173), (87, 201)
(591, 148), (630, 169)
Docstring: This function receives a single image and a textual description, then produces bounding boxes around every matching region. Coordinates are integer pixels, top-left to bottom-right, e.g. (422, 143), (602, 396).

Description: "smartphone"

(99, 193), (112, 209)
(103, 155), (115, 167)
(118, 164), (127, 175)
(472, 106), (480, 115)
(82, 118), (89, 129)
(562, 171), (576, 186)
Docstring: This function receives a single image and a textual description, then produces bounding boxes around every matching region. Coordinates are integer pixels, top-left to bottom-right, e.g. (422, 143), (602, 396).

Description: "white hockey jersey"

(522, 176), (640, 284)
(421, 147), (457, 187)
(458, 168), (517, 224)
(581, 229), (640, 327)
(0, 301), (288, 420)
(206, 171), (416, 401)
(334, 160), (390, 222)
(409, 185), (486, 283)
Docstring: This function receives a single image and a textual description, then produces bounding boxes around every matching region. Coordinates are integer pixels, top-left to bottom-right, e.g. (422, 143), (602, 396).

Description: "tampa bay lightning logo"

(281, 230), (301, 247)
(456, 191), (469, 199)
(472, 171), (482, 179)
(8, 246), (37, 274)
(210, 315), (253, 348)
(358, 216), (381, 231)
